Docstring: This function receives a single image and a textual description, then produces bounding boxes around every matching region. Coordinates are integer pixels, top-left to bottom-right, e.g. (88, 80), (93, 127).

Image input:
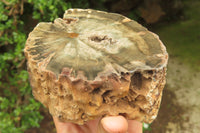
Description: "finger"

(53, 116), (81, 133)
(98, 116), (128, 133)
(127, 120), (143, 133)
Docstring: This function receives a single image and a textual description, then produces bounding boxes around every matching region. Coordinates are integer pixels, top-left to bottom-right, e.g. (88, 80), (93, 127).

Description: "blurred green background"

(0, 0), (199, 133)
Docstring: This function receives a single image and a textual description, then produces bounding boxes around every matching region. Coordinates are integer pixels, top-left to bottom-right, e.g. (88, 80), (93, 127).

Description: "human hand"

(53, 115), (142, 133)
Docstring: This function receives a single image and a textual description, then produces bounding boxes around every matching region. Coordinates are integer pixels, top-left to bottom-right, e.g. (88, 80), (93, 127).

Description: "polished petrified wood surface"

(24, 9), (168, 124)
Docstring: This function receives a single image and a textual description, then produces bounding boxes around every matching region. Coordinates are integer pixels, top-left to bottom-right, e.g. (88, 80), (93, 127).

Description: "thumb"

(98, 116), (128, 133)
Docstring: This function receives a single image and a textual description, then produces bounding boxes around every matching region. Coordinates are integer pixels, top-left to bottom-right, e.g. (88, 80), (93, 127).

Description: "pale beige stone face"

(25, 9), (168, 125)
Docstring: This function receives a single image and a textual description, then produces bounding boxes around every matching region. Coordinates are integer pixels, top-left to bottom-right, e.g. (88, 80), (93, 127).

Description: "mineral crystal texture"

(24, 9), (168, 125)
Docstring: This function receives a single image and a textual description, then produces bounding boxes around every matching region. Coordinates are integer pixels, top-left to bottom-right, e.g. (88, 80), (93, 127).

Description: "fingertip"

(101, 116), (128, 133)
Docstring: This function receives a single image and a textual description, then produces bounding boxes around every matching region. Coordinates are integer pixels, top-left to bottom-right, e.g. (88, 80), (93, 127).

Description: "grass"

(154, 0), (200, 71)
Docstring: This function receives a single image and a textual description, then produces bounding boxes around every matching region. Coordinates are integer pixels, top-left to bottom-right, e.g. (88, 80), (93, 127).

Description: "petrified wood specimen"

(24, 9), (168, 125)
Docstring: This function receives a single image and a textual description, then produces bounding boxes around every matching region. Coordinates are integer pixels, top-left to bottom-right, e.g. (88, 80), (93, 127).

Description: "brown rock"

(24, 9), (168, 125)
(139, 2), (165, 24)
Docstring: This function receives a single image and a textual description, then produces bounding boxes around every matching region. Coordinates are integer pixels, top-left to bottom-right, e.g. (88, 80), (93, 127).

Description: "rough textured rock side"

(24, 9), (168, 125)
